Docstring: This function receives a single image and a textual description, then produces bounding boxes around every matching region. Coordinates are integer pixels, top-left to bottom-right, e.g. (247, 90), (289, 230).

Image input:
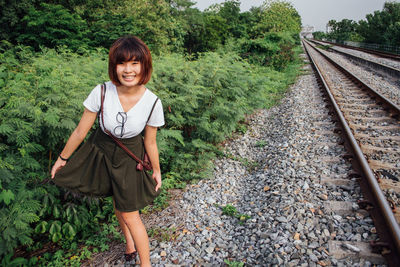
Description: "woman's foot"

(124, 251), (137, 265)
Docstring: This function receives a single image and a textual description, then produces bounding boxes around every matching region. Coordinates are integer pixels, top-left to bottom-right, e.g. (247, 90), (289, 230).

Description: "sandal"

(124, 251), (137, 262)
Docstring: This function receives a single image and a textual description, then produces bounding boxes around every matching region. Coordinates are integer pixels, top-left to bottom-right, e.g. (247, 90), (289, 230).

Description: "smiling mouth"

(122, 75), (136, 80)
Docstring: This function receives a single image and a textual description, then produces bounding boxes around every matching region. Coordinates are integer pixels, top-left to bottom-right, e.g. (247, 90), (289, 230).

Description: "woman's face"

(116, 60), (142, 88)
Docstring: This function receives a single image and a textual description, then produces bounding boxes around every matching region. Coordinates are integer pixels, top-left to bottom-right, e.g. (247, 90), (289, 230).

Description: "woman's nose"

(124, 63), (133, 72)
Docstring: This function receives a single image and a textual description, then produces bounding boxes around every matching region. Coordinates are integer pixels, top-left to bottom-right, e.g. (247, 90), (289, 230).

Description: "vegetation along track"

(303, 40), (400, 266)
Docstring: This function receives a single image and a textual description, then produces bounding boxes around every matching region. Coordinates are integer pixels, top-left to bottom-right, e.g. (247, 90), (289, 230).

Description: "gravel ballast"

(144, 62), (383, 266)
(84, 54), (386, 267)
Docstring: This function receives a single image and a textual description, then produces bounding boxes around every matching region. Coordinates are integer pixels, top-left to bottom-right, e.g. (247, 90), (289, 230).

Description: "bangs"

(114, 42), (143, 63)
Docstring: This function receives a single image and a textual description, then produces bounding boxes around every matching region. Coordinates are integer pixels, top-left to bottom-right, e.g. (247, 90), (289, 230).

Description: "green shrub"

(236, 32), (297, 70)
(0, 45), (111, 259)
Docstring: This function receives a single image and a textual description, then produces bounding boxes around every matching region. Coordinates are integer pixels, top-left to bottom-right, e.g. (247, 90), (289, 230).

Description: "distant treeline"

(1, 0), (301, 55)
(313, 2), (400, 46)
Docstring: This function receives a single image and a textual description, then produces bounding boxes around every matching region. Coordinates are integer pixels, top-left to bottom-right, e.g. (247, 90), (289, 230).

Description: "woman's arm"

(144, 125), (161, 192)
(51, 108), (98, 178)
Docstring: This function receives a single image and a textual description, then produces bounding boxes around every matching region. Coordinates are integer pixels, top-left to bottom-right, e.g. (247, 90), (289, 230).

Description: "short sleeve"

(83, 84), (101, 112)
(147, 99), (165, 127)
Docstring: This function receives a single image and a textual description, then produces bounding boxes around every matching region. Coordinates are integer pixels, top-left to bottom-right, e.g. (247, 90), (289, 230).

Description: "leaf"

(21, 213), (39, 224)
(35, 221), (48, 234)
(62, 222), (76, 239)
(51, 232), (62, 243)
(49, 220), (61, 235)
(0, 189), (15, 205)
(10, 257), (29, 265)
(0, 124), (13, 136)
(18, 235), (33, 246)
(53, 206), (60, 218)
(14, 220), (28, 230)
(158, 129), (185, 146)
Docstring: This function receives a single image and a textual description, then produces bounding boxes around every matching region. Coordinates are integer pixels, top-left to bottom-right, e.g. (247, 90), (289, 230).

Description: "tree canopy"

(255, 0), (301, 35)
(319, 2), (400, 46)
(0, 0), (302, 54)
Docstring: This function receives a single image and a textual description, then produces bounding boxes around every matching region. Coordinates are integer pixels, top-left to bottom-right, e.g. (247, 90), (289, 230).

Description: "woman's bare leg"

(113, 198), (136, 254)
(120, 210), (151, 267)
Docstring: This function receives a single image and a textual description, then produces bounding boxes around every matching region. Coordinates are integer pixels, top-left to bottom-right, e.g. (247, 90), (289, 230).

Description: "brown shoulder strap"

(146, 97), (159, 125)
(100, 83), (106, 129)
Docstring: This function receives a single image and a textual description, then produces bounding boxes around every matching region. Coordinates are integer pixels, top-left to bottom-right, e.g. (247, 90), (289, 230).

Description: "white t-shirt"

(83, 81), (165, 138)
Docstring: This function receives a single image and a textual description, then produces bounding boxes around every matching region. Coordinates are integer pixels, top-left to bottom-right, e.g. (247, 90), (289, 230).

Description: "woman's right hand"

(51, 158), (67, 179)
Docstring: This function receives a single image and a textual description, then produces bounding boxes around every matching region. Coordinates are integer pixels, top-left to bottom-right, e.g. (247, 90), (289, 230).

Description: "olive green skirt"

(53, 128), (160, 212)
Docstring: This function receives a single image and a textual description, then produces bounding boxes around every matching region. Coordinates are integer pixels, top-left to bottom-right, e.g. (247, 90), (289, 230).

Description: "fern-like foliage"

(0, 182), (40, 255)
(0, 46), (110, 258)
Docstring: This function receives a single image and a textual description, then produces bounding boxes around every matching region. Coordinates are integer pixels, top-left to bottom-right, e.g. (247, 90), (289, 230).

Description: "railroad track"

(312, 39), (400, 62)
(303, 39), (400, 266)
(309, 39), (400, 81)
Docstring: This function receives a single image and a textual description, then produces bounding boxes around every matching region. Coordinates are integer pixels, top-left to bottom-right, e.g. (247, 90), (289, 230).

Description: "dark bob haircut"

(108, 36), (152, 85)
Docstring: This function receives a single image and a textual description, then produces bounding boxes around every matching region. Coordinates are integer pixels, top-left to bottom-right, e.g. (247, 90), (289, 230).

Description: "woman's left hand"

(153, 171), (162, 192)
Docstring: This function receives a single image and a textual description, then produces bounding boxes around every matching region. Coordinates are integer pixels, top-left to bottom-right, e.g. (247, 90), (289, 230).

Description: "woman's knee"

(120, 210), (141, 224)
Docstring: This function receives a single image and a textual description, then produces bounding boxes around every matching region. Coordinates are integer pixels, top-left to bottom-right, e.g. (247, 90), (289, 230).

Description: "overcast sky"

(193, 0), (394, 32)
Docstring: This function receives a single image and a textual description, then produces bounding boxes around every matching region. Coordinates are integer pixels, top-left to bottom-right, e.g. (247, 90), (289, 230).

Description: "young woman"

(51, 36), (164, 266)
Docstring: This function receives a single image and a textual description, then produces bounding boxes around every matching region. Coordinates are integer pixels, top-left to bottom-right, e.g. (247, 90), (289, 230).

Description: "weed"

(148, 227), (178, 242)
(255, 140), (267, 147)
(236, 124), (248, 134)
(224, 259), (245, 267)
(239, 157), (260, 172)
(316, 44), (332, 50)
(222, 153), (259, 172)
(222, 204), (237, 216)
(141, 189), (171, 214)
(220, 204), (251, 225)
(223, 152), (238, 161)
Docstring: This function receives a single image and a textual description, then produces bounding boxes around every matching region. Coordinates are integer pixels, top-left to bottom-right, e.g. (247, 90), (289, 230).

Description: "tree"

(253, 0), (301, 37)
(183, 2), (238, 54)
(107, 0), (186, 54)
(0, 0), (39, 42)
(218, 0), (244, 38)
(202, 12), (229, 51)
(325, 18), (363, 42)
(326, 19), (337, 33)
(16, 3), (90, 51)
(325, 2), (400, 45)
(166, 0), (196, 12)
(313, 31), (326, 40)
(358, 2), (400, 45)
(2, 0), (187, 54)
(182, 8), (207, 54)
(240, 7), (264, 39)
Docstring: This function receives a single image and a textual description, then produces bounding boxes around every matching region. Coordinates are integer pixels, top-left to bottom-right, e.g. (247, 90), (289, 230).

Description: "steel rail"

(302, 40), (400, 266)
